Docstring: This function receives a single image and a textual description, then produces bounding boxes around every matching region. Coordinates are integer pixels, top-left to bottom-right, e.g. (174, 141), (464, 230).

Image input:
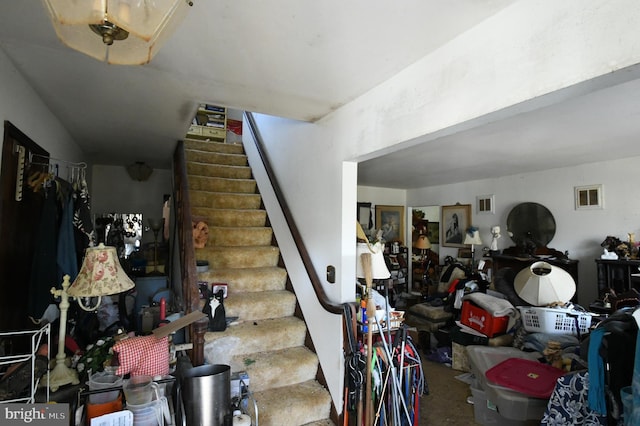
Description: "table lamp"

(356, 241), (390, 426)
(414, 234), (432, 290)
(147, 218), (164, 275)
(464, 227), (483, 270)
(47, 275), (80, 392)
(414, 234), (431, 260)
(68, 243), (136, 311)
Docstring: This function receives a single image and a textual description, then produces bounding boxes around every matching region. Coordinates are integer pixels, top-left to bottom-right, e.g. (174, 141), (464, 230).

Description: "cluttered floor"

(399, 260), (640, 426)
(419, 359), (476, 425)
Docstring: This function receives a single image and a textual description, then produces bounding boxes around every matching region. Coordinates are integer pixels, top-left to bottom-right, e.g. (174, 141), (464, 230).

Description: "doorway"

(0, 121), (49, 332)
(410, 206), (440, 295)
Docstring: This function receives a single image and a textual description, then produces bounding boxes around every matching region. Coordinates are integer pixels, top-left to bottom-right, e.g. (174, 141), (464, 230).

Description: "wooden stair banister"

(173, 140), (207, 366)
(244, 112), (349, 316)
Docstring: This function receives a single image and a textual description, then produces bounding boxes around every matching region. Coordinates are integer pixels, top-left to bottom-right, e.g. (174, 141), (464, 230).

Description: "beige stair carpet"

(184, 139), (333, 426)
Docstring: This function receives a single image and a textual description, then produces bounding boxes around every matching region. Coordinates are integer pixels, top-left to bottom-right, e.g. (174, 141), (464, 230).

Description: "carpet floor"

(418, 359), (478, 425)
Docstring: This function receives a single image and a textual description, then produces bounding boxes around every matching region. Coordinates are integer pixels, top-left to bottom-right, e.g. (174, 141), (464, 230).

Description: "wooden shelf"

(187, 104), (227, 142)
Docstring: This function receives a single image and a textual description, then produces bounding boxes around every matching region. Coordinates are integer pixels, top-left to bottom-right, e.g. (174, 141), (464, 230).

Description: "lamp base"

(47, 359), (79, 392)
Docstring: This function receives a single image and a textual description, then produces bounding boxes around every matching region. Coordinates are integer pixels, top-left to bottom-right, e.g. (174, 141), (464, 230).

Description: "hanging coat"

(27, 184), (58, 319)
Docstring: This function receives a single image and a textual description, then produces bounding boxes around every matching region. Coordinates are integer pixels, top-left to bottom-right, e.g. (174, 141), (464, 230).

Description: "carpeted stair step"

(186, 149), (247, 166)
(191, 207), (267, 227)
(188, 175), (257, 194)
(228, 347), (319, 393)
(204, 317), (307, 357)
(197, 266), (287, 293)
(225, 290), (296, 321)
(208, 226), (273, 247)
(184, 139), (244, 154)
(190, 191), (262, 209)
(186, 139), (333, 425)
(247, 381), (332, 426)
(196, 246), (280, 268)
(187, 162), (252, 179)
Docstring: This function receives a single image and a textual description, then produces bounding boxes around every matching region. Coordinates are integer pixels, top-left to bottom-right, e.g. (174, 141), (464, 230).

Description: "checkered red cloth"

(113, 335), (169, 377)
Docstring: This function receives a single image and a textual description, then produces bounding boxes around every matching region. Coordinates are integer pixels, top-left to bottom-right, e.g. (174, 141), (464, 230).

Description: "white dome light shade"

(514, 261), (576, 306)
(42, 0), (192, 64)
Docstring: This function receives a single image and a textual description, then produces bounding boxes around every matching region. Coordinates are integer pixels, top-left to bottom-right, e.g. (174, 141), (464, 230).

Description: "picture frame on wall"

(375, 205), (405, 245)
(357, 202), (373, 230)
(427, 222), (440, 245)
(441, 204), (472, 248)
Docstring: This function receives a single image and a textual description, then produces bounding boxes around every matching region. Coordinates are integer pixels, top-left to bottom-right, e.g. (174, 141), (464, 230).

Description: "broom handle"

(361, 252), (375, 426)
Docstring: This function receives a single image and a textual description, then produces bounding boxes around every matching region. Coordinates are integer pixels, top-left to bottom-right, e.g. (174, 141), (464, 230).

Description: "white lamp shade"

(68, 243), (135, 297)
(356, 242), (391, 279)
(464, 229), (483, 245)
(514, 261), (576, 306)
(43, 0), (191, 64)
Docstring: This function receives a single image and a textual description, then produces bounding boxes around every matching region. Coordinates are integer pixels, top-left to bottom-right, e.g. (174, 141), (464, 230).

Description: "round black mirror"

(506, 202), (556, 247)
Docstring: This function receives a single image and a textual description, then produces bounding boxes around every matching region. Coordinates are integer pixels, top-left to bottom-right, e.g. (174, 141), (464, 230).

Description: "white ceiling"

(2, 1), (640, 189)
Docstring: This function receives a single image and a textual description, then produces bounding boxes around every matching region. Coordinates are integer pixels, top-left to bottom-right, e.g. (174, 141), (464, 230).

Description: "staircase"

(183, 138), (334, 426)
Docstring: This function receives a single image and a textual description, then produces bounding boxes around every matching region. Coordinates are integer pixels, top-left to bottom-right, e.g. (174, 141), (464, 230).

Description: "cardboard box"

(452, 342), (470, 372)
(460, 300), (508, 337)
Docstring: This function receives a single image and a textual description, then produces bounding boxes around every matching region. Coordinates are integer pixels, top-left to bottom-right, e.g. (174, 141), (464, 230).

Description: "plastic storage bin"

(471, 385), (534, 426)
(466, 345), (550, 422)
(460, 300), (509, 337)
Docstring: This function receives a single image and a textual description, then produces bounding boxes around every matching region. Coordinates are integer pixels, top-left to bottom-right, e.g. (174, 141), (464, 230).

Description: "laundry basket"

(517, 306), (593, 335)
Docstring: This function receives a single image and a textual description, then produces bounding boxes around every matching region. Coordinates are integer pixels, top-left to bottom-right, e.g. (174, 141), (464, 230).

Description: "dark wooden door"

(0, 121), (49, 332)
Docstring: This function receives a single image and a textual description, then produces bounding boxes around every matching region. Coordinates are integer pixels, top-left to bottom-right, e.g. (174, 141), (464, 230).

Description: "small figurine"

(601, 248), (619, 260)
(490, 226), (501, 252)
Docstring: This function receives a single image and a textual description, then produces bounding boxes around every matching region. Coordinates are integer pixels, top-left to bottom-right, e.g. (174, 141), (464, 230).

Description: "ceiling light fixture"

(42, 0), (194, 65)
(126, 161), (153, 181)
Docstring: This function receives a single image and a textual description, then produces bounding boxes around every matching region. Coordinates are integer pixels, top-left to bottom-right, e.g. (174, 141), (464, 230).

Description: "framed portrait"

(357, 202), (373, 230)
(427, 222), (440, 244)
(375, 205), (405, 245)
(458, 248), (472, 258)
(441, 204), (472, 248)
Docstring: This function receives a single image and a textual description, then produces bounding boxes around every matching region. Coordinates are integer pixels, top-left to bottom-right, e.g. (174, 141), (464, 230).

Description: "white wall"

(91, 165), (172, 245)
(357, 186), (405, 207)
(0, 49), (83, 166)
(249, 1), (640, 411)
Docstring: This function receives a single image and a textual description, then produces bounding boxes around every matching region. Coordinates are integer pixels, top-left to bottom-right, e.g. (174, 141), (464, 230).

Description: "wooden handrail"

(245, 113), (356, 424)
(245, 113), (349, 315)
(172, 140), (207, 366)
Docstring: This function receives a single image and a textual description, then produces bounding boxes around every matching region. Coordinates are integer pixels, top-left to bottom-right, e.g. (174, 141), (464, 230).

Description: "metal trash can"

(178, 364), (231, 426)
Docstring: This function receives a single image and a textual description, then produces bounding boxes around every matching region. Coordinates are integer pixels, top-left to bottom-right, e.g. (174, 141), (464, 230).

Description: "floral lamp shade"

(68, 243), (135, 298)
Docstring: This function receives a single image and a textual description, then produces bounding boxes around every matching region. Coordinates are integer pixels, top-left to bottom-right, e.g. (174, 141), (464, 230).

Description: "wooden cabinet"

(595, 258), (640, 297)
(186, 104), (227, 142)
